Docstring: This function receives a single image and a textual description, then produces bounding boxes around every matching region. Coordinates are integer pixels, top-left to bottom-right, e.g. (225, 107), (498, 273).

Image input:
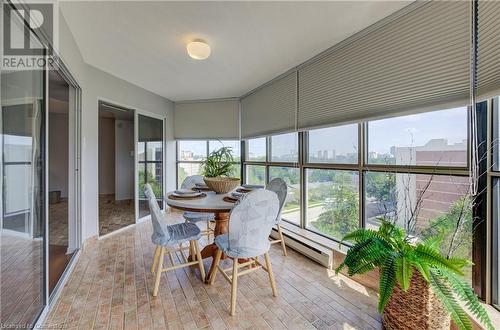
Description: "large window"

(177, 140), (240, 187)
(367, 107), (468, 167)
(308, 124), (358, 164)
(243, 108), (472, 283)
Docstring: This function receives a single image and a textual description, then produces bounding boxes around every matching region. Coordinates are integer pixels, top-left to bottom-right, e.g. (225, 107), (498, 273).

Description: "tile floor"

(44, 210), (381, 330)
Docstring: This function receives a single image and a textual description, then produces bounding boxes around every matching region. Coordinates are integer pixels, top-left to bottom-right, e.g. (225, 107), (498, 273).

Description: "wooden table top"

(165, 191), (235, 213)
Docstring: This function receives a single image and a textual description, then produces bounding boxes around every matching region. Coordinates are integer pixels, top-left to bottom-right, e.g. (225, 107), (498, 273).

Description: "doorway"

(98, 102), (135, 235)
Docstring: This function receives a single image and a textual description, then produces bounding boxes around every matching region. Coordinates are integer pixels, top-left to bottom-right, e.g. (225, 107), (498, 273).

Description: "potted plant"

(335, 220), (493, 330)
(202, 146), (240, 193)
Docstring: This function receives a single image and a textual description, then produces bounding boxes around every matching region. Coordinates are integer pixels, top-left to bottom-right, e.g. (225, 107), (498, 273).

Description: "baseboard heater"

(270, 228), (332, 268)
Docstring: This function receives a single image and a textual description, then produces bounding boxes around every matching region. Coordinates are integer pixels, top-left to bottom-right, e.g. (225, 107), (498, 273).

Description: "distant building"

(394, 139), (468, 232)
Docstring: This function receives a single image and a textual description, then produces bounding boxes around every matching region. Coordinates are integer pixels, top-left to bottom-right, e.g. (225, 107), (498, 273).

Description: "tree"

(312, 172), (359, 239)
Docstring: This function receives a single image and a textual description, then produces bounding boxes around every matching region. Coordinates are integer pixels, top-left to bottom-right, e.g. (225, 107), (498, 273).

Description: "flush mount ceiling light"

(187, 40), (211, 60)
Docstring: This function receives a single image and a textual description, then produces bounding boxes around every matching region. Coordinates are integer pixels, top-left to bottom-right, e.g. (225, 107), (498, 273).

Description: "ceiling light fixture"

(187, 40), (211, 60)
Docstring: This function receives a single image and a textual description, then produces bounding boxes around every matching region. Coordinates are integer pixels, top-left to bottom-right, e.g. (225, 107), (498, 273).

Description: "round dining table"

(164, 190), (236, 283)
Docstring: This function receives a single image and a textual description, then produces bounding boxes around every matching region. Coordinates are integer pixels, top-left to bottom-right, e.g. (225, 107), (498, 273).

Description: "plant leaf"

(378, 253), (397, 313)
(428, 270), (472, 330)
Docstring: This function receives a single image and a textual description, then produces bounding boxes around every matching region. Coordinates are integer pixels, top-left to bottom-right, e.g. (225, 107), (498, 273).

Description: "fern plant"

(202, 146), (235, 177)
(336, 221), (493, 330)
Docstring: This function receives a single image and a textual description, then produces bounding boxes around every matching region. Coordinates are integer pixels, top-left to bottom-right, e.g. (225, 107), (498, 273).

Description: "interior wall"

(48, 112), (69, 198)
(57, 11), (175, 241)
(114, 120), (134, 200)
(98, 117), (115, 195)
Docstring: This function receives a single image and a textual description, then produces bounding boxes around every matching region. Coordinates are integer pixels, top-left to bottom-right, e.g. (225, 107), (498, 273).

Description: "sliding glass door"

(1, 71), (46, 326)
(138, 114), (164, 218)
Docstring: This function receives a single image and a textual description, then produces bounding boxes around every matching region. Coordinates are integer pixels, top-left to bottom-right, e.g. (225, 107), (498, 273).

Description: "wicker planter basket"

(203, 177), (240, 194)
(382, 272), (450, 330)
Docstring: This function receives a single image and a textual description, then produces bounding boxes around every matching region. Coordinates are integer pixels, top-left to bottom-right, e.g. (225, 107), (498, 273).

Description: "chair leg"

(277, 224), (287, 256)
(193, 240), (205, 280)
(151, 246), (160, 274)
(206, 220), (211, 242)
(264, 252), (277, 297)
(209, 249), (223, 285)
(153, 247), (165, 297)
(230, 258), (239, 316)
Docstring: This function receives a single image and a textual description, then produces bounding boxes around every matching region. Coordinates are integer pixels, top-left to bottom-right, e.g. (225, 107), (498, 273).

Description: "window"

(246, 137), (266, 161)
(367, 107), (468, 167)
(245, 165), (266, 185)
(177, 140), (241, 188)
(308, 124), (358, 164)
(306, 169), (359, 240)
(241, 106), (472, 282)
(269, 167), (300, 224)
(270, 132), (298, 162)
(365, 171), (472, 282)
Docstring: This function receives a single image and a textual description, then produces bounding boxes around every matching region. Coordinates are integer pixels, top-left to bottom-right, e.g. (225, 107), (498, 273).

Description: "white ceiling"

(61, 1), (411, 101)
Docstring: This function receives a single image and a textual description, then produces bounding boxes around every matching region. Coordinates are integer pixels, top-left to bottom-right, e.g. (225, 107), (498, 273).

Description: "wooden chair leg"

(264, 252), (277, 297)
(209, 249), (223, 285)
(230, 258), (239, 316)
(193, 240), (205, 280)
(153, 247), (165, 297)
(277, 224), (287, 256)
(151, 246), (160, 274)
(206, 220), (211, 242)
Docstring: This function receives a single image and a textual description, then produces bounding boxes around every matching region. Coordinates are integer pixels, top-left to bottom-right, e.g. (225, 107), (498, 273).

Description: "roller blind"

(174, 99), (239, 139)
(478, 0), (500, 99)
(241, 71), (297, 138)
(298, 1), (471, 130)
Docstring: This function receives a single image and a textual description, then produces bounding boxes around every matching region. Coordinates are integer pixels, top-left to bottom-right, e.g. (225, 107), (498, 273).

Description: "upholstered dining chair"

(266, 178), (288, 256)
(144, 184), (205, 296)
(181, 175), (215, 241)
(209, 189), (280, 316)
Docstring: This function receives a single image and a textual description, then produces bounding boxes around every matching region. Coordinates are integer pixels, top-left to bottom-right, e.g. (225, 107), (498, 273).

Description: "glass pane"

(178, 140), (207, 161)
(367, 107), (468, 166)
(138, 141), (145, 161)
(138, 115), (164, 218)
(270, 132), (298, 162)
(246, 138), (266, 161)
(245, 165), (266, 185)
(306, 169), (359, 240)
(308, 124), (358, 164)
(493, 179), (500, 306)
(1, 16), (46, 325)
(209, 140), (241, 162)
(364, 171), (472, 282)
(269, 167), (300, 225)
(178, 162), (203, 187)
(493, 97), (500, 171)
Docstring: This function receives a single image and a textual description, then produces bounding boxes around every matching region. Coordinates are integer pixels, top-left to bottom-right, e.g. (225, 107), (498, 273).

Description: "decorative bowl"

(203, 177), (240, 194)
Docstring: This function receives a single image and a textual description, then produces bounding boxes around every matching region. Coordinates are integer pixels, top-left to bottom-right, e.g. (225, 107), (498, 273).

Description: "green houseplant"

(336, 220), (493, 330)
(202, 146), (240, 193)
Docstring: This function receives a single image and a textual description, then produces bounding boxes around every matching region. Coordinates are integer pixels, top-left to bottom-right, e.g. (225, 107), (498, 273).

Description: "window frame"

(176, 140), (241, 188)
(243, 108), (471, 244)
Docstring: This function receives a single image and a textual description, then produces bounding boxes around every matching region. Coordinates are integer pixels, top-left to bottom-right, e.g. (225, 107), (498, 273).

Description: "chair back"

(227, 189), (279, 256)
(181, 175), (205, 189)
(267, 178), (288, 223)
(144, 184), (170, 242)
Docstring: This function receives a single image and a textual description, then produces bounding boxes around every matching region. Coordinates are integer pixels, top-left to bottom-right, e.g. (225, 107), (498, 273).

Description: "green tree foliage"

(139, 168), (162, 197)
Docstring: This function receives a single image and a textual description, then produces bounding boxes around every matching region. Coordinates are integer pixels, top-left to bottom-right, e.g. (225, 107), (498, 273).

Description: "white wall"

(114, 120), (134, 200)
(98, 117), (115, 195)
(57, 12), (176, 241)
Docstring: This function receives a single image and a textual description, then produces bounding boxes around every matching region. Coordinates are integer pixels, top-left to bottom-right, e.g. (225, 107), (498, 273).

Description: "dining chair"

(266, 178), (288, 256)
(209, 189), (280, 316)
(144, 184), (206, 296)
(181, 175), (215, 241)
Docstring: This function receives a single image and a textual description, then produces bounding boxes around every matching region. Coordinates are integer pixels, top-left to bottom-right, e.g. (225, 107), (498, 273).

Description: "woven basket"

(203, 177), (240, 194)
(383, 272), (450, 330)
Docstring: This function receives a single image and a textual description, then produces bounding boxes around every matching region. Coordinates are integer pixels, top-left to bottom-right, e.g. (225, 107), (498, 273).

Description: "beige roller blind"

(241, 71), (297, 138)
(478, 0), (500, 99)
(174, 99), (239, 139)
(298, 1), (471, 130)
